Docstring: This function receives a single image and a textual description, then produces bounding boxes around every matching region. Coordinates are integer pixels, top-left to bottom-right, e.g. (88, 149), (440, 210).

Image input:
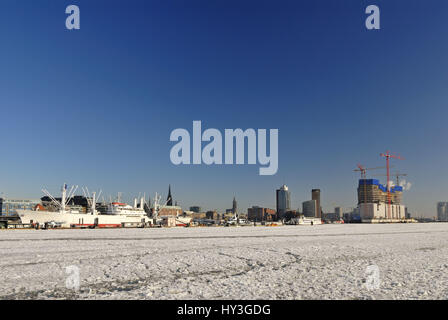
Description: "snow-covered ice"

(1, 223), (448, 300)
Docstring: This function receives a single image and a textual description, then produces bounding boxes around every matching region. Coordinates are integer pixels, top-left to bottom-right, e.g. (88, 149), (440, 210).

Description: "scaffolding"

(358, 179), (402, 205)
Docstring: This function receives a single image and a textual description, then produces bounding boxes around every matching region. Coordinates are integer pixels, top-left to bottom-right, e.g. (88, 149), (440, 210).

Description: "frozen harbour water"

(1, 223), (448, 300)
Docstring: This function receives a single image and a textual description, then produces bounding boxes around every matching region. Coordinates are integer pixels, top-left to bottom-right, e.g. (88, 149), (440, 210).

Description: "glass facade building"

(302, 200), (317, 218)
(276, 185), (291, 219)
(437, 202), (448, 221)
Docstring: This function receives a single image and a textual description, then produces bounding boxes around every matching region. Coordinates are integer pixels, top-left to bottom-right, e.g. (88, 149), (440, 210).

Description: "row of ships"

(17, 184), (199, 228)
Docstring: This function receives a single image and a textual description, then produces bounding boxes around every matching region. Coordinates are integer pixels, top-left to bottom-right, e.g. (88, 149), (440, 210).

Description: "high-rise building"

(189, 206), (202, 213)
(312, 189), (321, 218)
(335, 207), (343, 219)
(276, 185), (291, 219)
(358, 179), (402, 205)
(232, 197), (237, 214)
(166, 185), (173, 206)
(405, 207), (411, 219)
(206, 210), (219, 220)
(437, 202), (448, 221)
(357, 179), (405, 220)
(247, 206), (276, 222)
(302, 200), (317, 217)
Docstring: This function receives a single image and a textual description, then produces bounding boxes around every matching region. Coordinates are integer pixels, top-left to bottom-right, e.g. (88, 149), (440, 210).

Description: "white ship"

(17, 184), (155, 228)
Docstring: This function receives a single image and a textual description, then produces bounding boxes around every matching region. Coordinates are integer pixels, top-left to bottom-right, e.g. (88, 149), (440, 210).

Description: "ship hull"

(17, 210), (151, 228)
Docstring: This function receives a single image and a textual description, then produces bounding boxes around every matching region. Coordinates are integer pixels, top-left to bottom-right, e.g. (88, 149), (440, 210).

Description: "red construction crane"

(380, 151), (404, 219)
(354, 164), (389, 179)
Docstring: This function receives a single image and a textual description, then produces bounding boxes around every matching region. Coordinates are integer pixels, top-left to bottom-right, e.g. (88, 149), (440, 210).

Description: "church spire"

(166, 185), (173, 206)
(232, 196), (237, 214)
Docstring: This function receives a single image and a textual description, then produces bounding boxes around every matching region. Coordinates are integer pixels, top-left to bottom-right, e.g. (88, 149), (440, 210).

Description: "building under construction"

(357, 179), (406, 222)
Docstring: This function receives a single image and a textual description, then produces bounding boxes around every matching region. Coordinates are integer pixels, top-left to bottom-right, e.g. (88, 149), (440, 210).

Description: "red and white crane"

(380, 151), (404, 219)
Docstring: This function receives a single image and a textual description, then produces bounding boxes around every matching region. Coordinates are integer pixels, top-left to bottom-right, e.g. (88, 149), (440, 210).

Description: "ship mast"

(82, 187), (102, 215)
(61, 184), (67, 214)
(153, 192), (160, 219)
(152, 192), (170, 220)
(92, 192), (97, 215)
(42, 183), (77, 213)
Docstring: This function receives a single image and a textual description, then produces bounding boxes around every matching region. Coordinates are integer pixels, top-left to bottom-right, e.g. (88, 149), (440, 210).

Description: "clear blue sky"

(1, 0), (447, 217)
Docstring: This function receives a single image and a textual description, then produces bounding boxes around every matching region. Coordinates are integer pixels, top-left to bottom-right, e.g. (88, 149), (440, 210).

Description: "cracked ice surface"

(1, 223), (448, 299)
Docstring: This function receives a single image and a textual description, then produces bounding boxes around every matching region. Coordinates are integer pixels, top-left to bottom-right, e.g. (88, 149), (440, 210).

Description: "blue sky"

(0, 0), (447, 217)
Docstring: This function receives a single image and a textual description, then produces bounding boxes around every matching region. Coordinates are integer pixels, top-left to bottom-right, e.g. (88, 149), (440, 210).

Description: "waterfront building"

(405, 207), (411, 219)
(437, 202), (448, 221)
(222, 212), (234, 220)
(189, 206), (201, 213)
(335, 207), (343, 219)
(0, 198), (41, 216)
(358, 179), (405, 220)
(192, 212), (207, 219)
(302, 200), (317, 218)
(312, 189), (322, 218)
(206, 210), (219, 220)
(276, 185), (291, 219)
(247, 206), (276, 222)
(156, 205), (182, 217)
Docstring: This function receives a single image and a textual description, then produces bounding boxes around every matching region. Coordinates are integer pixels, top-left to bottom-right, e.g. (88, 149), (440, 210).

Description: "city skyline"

(1, 1), (448, 217)
(0, 180), (438, 218)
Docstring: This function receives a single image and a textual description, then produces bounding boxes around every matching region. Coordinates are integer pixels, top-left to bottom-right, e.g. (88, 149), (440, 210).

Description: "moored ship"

(17, 184), (153, 228)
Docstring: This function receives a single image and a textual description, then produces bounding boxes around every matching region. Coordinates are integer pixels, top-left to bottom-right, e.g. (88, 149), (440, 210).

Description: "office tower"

(405, 207), (411, 219)
(335, 207), (343, 219)
(247, 206), (276, 222)
(189, 206), (202, 213)
(312, 189), (321, 218)
(437, 202), (448, 221)
(302, 200), (317, 217)
(276, 185), (291, 219)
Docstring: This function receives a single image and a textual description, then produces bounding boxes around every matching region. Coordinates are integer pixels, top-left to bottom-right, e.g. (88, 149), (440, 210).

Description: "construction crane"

(354, 164), (389, 180)
(380, 151), (404, 219)
(354, 164), (388, 204)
